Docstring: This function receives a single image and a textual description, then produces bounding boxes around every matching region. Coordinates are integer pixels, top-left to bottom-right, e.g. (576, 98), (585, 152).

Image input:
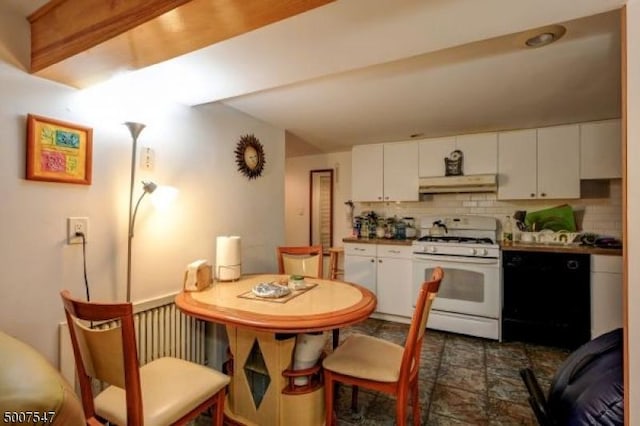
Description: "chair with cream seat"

(276, 245), (324, 278)
(322, 267), (444, 426)
(60, 290), (230, 426)
(276, 245), (341, 348)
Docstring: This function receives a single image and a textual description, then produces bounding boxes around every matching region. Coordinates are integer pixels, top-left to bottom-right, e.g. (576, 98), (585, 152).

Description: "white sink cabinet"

(375, 245), (413, 318)
(498, 124), (580, 200)
(352, 142), (419, 202)
(344, 242), (413, 320)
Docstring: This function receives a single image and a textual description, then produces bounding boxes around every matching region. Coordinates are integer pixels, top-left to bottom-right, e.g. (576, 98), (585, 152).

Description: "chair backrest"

(398, 267), (443, 384)
(276, 245), (324, 278)
(60, 290), (144, 425)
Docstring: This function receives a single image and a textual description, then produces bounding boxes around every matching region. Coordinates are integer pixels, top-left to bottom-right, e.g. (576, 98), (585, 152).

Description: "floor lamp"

(124, 121), (155, 302)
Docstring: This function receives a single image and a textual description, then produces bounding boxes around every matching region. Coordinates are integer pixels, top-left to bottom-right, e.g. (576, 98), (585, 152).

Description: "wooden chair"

(276, 245), (342, 348)
(328, 247), (344, 280)
(322, 267), (444, 426)
(60, 290), (230, 426)
(276, 245), (324, 278)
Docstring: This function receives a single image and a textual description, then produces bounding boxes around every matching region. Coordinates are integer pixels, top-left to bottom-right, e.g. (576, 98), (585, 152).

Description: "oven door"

(412, 254), (500, 318)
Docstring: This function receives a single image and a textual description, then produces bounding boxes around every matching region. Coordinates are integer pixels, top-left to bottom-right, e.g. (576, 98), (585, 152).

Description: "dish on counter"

(252, 282), (291, 298)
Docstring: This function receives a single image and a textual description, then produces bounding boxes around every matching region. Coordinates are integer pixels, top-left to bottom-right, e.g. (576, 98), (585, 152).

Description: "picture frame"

(26, 114), (93, 185)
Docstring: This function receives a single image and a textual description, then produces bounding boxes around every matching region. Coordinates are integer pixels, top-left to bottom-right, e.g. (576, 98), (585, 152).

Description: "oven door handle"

(413, 254), (499, 265)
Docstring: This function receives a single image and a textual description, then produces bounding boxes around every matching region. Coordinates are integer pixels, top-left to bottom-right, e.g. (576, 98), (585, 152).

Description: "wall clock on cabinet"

(234, 134), (265, 180)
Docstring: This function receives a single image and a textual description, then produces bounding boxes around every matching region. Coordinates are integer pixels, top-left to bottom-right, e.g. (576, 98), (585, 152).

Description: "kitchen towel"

(216, 236), (241, 281)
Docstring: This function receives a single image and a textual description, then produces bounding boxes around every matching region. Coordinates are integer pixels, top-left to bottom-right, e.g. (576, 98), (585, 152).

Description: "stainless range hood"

(419, 174), (497, 194)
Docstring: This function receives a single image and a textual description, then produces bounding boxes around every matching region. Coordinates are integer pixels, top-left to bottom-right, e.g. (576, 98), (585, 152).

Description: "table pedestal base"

(225, 325), (325, 425)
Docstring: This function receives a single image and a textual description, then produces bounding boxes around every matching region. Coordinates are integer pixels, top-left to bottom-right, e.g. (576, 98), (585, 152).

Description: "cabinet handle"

(530, 193), (535, 197)
(384, 196), (389, 200)
(540, 193), (546, 197)
(389, 250), (400, 254)
(355, 248), (366, 251)
(377, 196), (383, 200)
(378, 259), (382, 263)
(370, 259), (375, 263)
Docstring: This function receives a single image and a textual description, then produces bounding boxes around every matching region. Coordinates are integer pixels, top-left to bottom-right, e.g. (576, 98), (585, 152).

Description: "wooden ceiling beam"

(28, 0), (334, 88)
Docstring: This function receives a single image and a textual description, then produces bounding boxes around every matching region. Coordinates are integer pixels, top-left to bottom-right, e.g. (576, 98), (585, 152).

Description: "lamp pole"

(124, 122), (146, 302)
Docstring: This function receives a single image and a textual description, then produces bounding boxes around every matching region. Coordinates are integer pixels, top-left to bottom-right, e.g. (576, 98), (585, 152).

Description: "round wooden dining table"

(175, 273), (376, 426)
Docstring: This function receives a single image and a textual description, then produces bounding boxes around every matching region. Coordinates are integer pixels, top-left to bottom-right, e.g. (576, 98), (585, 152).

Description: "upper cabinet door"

(455, 132), (498, 175)
(537, 124), (580, 199)
(498, 129), (537, 200)
(418, 136), (455, 177)
(384, 141), (419, 201)
(352, 144), (383, 202)
(580, 119), (622, 179)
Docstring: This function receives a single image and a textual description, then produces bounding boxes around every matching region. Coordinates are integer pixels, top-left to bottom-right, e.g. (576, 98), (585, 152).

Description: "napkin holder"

(183, 260), (213, 292)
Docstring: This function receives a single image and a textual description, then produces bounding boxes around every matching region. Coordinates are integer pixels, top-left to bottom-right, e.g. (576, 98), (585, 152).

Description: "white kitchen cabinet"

(591, 254), (623, 338)
(418, 136), (455, 177)
(418, 133), (497, 177)
(351, 142), (418, 202)
(580, 119), (622, 179)
(455, 133), (498, 175)
(375, 245), (413, 318)
(498, 125), (580, 200)
(344, 243), (377, 294)
(344, 243), (413, 319)
(352, 144), (384, 202)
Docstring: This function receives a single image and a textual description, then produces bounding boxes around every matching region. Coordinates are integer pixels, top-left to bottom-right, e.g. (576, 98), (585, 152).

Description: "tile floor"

(332, 318), (570, 425)
(198, 318), (570, 425)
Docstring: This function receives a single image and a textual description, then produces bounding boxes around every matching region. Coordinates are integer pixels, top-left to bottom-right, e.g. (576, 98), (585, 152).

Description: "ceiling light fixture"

(521, 25), (566, 48)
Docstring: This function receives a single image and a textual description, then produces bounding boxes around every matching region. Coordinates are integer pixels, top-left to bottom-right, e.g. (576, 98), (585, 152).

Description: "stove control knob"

(427, 246), (437, 254)
(477, 248), (488, 256)
(469, 248), (477, 256)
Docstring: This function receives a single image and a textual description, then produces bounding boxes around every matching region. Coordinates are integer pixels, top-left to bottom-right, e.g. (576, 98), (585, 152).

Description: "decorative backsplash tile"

(355, 179), (622, 238)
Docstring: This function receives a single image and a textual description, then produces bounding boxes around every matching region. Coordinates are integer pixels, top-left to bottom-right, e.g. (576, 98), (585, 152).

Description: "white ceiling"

(10, 0), (625, 157)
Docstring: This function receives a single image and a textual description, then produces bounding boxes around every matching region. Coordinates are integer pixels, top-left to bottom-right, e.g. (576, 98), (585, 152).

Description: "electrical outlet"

(67, 217), (89, 245)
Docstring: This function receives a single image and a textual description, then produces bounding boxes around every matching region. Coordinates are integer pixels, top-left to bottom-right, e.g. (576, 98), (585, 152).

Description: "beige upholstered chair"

(60, 290), (230, 426)
(276, 245), (324, 278)
(322, 267), (444, 426)
(0, 331), (84, 426)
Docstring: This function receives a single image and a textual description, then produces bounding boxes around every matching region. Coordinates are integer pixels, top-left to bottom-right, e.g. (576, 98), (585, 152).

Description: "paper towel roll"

(216, 236), (241, 281)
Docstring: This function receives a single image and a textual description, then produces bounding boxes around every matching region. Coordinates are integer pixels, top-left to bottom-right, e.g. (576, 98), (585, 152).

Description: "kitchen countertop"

(342, 238), (622, 255)
(501, 242), (622, 256)
(343, 237), (414, 246)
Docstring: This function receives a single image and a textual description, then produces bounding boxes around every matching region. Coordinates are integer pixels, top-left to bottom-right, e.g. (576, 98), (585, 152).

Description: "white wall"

(625, 1), (639, 422)
(284, 150), (352, 246)
(0, 6), (285, 366)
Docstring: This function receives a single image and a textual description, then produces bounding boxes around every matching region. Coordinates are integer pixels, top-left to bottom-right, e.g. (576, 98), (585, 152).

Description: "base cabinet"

(344, 243), (413, 318)
(344, 243), (377, 295)
(376, 245), (413, 317)
(591, 255), (623, 338)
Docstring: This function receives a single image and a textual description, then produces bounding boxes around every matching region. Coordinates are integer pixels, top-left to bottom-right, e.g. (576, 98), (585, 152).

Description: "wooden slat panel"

(29, 0), (335, 88)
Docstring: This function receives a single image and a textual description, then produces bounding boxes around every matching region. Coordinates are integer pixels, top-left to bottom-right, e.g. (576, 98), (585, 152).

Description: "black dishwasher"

(502, 251), (590, 349)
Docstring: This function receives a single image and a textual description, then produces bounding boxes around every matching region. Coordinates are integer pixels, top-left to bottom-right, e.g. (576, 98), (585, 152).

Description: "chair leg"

(332, 329), (340, 349)
(350, 385), (359, 412)
(324, 372), (335, 426)
(411, 381), (420, 426)
(213, 389), (225, 425)
(396, 395), (407, 426)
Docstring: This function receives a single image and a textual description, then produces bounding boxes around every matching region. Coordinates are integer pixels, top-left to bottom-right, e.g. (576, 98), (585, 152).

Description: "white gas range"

(412, 215), (501, 340)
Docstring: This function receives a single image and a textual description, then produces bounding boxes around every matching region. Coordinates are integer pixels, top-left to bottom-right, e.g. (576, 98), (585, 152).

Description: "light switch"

(141, 146), (155, 170)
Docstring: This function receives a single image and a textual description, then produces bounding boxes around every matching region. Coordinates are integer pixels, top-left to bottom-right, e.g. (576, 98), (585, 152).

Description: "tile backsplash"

(355, 179), (622, 238)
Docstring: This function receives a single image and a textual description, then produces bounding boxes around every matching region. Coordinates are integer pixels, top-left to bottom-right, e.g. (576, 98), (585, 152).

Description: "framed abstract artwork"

(26, 114), (93, 185)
